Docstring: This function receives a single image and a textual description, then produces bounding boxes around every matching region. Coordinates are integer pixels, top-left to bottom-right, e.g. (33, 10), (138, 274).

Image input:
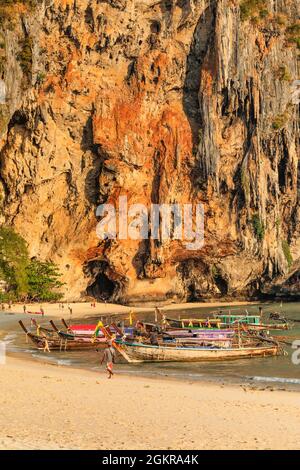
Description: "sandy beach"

(2, 300), (259, 320)
(0, 355), (299, 450)
(1, 300), (299, 450)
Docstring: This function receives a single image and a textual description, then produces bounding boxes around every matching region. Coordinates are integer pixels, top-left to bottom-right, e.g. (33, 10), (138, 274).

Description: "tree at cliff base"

(26, 259), (64, 302)
(0, 226), (63, 302)
(0, 226), (29, 300)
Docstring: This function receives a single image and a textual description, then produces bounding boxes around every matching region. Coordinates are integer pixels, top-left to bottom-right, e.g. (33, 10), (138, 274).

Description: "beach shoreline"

(0, 354), (299, 450)
(6, 346), (300, 392)
(1, 299), (263, 321)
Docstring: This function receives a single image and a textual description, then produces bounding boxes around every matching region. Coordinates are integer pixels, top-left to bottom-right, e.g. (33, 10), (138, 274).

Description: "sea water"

(1, 302), (300, 389)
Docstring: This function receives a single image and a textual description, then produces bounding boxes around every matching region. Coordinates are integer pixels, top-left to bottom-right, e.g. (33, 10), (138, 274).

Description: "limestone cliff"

(0, 0), (299, 303)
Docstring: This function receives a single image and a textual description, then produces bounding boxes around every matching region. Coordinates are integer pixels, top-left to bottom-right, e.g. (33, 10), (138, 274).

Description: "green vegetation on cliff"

(0, 32), (6, 75)
(240, 0), (268, 22)
(282, 240), (293, 268)
(0, 0), (41, 30)
(276, 65), (292, 82)
(0, 1), (38, 78)
(272, 111), (290, 130)
(252, 214), (265, 241)
(17, 36), (33, 76)
(0, 0), (39, 7)
(239, 1), (299, 52)
(0, 105), (9, 135)
(286, 22), (300, 49)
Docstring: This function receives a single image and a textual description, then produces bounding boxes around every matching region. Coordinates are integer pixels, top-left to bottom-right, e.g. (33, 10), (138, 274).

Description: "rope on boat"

(43, 339), (50, 353)
(240, 330), (283, 356)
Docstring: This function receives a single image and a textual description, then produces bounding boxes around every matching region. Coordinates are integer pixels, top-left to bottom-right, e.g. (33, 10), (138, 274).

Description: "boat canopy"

(215, 315), (260, 325)
(166, 318), (222, 329)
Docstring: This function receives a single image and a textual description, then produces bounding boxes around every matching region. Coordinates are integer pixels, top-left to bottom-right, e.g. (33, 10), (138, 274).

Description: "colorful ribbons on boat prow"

(126, 310), (134, 326)
(92, 320), (104, 342)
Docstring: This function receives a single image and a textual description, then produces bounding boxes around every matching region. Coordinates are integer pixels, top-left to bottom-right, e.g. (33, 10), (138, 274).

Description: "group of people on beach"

(1, 301), (13, 311)
(58, 303), (73, 315)
(22, 305), (45, 315)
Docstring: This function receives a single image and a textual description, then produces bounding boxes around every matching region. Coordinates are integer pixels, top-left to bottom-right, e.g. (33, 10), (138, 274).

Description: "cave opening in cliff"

(87, 272), (116, 300)
(84, 259), (118, 301)
(8, 110), (28, 131)
(214, 274), (228, 296)
(187, 284), (201, 301)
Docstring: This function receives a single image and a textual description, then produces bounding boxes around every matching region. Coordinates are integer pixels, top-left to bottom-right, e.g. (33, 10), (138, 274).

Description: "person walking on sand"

(23, 304), (27, 314)
(101, 341), (115, 379)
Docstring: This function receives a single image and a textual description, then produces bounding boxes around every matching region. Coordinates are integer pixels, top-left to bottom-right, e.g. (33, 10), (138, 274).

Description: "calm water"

(1, 301), (300, 389)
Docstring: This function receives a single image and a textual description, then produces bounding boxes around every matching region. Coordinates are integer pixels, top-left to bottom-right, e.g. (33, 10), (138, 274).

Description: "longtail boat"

(61, 319), (134, 337)
(213, 314), (291, 331)
(50, 320), (111, 344)
(19, 321), (106, 351)
(167, 314), (291, 331)
(115, 340), (280, 363)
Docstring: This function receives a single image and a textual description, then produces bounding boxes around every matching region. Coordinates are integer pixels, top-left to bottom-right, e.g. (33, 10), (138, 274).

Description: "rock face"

(0, 0), (299, 303)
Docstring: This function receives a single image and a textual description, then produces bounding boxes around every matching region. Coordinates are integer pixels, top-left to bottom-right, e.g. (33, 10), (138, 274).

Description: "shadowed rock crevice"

(82, 115), (109, 206)
(183, 2), (216, 156)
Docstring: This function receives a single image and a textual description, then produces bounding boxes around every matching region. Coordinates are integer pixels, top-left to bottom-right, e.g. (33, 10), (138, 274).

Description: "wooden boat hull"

(117, 342), (279, 363)
(20, 328), (107, 351)
(242, 323), (290, 331)
(57, 330), (107, 343)
(27, 334), (107, 351)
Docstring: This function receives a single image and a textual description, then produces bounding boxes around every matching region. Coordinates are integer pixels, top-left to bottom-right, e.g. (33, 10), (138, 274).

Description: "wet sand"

(0, 355), (300, 450)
